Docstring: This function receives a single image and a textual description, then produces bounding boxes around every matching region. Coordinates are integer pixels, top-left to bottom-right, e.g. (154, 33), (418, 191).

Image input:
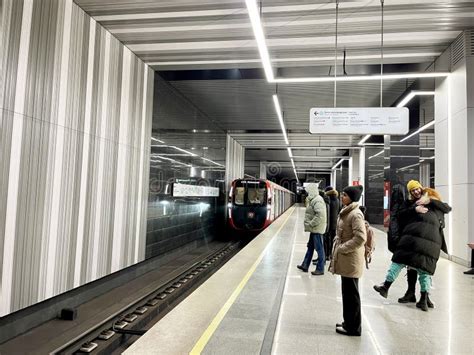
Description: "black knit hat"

(324, 186), (334, 192)
(343, 185), (364, 202)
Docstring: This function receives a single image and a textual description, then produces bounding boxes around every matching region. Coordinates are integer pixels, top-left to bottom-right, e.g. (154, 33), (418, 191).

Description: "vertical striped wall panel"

(225, 135), (245, 189)
(0, 0), (153, 316)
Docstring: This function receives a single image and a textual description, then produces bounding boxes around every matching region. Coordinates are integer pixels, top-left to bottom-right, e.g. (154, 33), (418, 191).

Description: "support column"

(349, 150), (361, 185)
(420, 162), (430, 187)
(259, 161), (267, 180)
(434, 30), (474, 265)
(359, 148), (366, 205)
(225, 135), (245, 191)
(331, 169), (336, 188)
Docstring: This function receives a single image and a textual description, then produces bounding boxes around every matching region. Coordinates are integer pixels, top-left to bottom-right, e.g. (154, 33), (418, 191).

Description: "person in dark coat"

(325, 186), (340, 260)
(387, 183), (421, 304)
(374, 180), (451, 311)
(387, 183), (406, 253)
(320, 189), (331, 259)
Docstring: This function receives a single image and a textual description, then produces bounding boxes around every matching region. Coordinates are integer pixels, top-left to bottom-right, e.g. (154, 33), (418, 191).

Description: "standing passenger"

(320, 189), (331, 261)
(329, 185), (366, 336)
(373, 180), (451, 311)
(297, 184), (327, 275)
(388, 183), (422, 305)
(325, 186), (340, 260)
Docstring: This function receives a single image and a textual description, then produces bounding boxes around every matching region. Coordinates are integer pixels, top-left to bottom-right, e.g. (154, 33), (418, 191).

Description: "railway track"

(56, 241), (240, 354)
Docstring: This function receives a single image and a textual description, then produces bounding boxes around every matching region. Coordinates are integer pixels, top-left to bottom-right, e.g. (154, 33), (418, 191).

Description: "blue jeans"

(302, 233), (325, 272)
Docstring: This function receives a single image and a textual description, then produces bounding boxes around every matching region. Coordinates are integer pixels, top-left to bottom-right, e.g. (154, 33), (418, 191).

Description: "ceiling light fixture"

(154, 155), (193, 167)
(293, 170), (299, 183)
(396, 90), (435, 107)
(287, 147), (293, 158)
(244, 3), (449, 85)
(331, 158), (344, 170)
(290, 158), (296, 170)
(170, 146), (197, 156)
(245, 0), (274, 81)
(273, 73), (448, 83)
(399, 120), (435, 142)
(368, 149), (384, 159)
(292, 155), (347, 159)
(147, 53), (442, 67)
(273, 94), (289, 145)
(151, 145), (197, 156)
(201, 157), (225, 167)
(358, 134), (371, 145)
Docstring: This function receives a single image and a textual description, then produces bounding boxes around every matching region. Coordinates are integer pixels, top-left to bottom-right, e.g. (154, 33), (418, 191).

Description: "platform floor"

(125, 206), (474, 355)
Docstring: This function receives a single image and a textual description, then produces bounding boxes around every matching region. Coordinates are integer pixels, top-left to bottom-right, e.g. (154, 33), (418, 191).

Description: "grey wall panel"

(0, 0), (153, 316)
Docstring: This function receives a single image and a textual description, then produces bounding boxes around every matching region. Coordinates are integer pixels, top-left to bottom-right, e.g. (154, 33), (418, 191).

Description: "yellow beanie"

(407, 180), (422, 192)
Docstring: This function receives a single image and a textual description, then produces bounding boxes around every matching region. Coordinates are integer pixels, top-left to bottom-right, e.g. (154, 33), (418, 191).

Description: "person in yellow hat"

(373, 180), (451, 311)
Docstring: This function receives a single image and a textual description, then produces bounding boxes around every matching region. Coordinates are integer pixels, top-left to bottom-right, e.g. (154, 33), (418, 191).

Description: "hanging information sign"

(172, 183), (219, 197)
(309, 107), (409, 135)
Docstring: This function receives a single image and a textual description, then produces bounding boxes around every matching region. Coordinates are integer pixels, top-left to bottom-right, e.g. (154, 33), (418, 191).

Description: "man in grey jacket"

(297, 183), (328, 275)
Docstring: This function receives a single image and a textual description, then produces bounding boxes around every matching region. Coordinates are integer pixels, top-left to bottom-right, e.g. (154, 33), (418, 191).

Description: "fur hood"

(305, 183), (319, 199)
(325, 189), (339, 197)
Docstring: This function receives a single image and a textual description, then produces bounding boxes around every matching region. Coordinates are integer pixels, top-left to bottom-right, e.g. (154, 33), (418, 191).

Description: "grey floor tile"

(272, 341), (319, 355)
(212, 317), (268, 341)
(203, 336), (262, 355)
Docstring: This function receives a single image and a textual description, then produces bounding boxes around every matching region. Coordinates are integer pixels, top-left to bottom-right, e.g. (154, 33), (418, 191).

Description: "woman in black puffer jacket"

(393, 188), (450, 274)
(374, 186), (451, 311)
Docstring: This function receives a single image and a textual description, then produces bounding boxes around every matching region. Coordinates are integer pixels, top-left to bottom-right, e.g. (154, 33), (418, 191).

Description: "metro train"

(227, 179), (295, 231)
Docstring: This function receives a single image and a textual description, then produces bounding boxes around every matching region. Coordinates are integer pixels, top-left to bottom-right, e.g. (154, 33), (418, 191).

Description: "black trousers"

(341, 276), (361, 334)
(324, 230), (336, 259)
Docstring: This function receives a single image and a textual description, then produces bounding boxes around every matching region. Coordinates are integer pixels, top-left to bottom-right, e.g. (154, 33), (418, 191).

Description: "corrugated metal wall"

(0, 0), (153, 316)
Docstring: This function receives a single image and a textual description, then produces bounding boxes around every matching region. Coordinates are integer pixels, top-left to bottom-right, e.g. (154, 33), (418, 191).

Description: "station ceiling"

(75, 0), (474, 179)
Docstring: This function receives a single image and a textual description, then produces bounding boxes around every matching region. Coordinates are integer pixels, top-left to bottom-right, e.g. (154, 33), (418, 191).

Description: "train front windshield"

(234, 181), (266, 206)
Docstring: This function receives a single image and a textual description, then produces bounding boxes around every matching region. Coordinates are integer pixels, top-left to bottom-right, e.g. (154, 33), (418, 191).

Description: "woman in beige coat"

(329, 185), (366, 336)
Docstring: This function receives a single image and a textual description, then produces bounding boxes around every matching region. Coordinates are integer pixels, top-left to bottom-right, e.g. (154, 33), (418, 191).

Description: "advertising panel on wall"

(309, 107), (409, 135)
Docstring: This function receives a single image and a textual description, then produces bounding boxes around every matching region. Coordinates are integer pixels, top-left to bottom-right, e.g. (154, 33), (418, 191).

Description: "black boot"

(398, 291), (416, 303)
(416, 292), (429, 311)
(426, 294), (435, 309)
(373, 281), (392, 298)
(398, 269), (417, 303)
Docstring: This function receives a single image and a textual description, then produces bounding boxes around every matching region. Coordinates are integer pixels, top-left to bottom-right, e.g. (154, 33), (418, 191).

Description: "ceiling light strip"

(172, 146), (197, 156)
(245, 0), (274, 81)
(154, 155), (192, 167)
(358, 134), (371, 145)
(396, 90), (435, 107)
(331, 158), (344, 170)
(243, 4), (449, 86)
(152, 144), (197, 157)
(368, 149), (384, 159)
(399, 120), (435, 142)
(147, 53), (442, 67)
(273, 94), (289, 145)
(271, 72), (448, 84)
(201, 157), (225, 167)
